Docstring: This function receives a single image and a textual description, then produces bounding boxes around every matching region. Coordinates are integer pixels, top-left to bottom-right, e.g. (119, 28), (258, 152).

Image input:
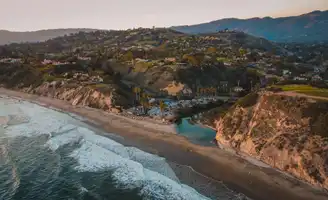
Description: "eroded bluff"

(0, 64), (133, 112)
(215, 92), (328, 189)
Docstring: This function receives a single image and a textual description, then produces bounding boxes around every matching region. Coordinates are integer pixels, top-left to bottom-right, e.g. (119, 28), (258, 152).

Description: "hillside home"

(52, 61), (70, 66)
(42, 59), (53, 65)
(164, 57), (176, 63)
(232, 86), (244, 92)
(293, 76), (308, 81)
(78, 56), (91, 61)
(0, 58), (22, 63)
(312, 75), (323, 82)
(282, 70), (291, 76)
(135, 58), (149, 63)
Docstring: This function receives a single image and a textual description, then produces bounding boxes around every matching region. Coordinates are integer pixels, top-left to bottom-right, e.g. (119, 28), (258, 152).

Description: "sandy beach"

(1, 88), (328, 200)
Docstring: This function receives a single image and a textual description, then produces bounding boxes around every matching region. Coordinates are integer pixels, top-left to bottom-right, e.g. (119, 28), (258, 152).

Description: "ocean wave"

(47, 126), (179, 182)
(1, 99), (212, 199)
(70, 140), (210, 200)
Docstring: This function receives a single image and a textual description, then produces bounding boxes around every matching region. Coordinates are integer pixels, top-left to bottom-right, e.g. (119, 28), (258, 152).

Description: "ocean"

(0, 96), (249, 200)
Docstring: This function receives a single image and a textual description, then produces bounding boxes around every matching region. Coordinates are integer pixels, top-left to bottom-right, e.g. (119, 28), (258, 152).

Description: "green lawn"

(275, 84), (328, 98)
(216, 57), (232, 62)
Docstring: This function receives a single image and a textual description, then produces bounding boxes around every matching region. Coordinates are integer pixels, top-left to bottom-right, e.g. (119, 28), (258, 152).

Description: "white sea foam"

(0, 97), (213, 200)
(70, 140), (211, 200)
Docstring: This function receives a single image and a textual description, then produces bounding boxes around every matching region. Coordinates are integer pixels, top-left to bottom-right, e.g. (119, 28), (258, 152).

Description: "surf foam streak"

(70, 140), (210, 200)
(0, 98), (212, 200)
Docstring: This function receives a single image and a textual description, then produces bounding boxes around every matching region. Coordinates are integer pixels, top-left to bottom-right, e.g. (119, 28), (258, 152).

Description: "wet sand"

(1, 88), (328, 200)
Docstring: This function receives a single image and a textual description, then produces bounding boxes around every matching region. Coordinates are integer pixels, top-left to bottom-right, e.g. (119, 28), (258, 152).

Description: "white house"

(78, 56), (91, 61)
(282, 70), (291, 76)
(293, 76), (307, 81)
(232, 86), (244, 92)
(0, 58), (22, 63)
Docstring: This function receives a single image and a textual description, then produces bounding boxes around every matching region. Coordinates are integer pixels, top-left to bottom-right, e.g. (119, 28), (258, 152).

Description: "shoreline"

(1, 88), (328, 200)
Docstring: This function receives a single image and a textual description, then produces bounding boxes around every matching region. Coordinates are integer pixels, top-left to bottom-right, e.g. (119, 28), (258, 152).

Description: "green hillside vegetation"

(0, 27), (305, 98)
(271, 85), (328, 98)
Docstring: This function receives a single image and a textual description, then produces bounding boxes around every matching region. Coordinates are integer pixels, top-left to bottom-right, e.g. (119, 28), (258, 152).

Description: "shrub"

(236, 93), (259, 108)
(42, 74), (56, 82)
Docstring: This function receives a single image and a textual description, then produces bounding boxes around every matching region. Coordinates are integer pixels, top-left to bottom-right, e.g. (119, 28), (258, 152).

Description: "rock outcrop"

(215, 91), (328, 190)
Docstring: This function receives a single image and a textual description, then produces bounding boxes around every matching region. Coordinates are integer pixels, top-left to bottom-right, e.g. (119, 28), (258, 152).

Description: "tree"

(239, 48), (247, 56)
(122, 51), (134, 62)
(182, 54), (200, 66)
(159, 100), (167, 117)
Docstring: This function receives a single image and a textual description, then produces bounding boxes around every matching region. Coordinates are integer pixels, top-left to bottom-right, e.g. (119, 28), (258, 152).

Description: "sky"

(1, 0), (328, 31)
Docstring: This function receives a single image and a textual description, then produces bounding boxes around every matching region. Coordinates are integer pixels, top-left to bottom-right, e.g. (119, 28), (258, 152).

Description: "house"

(293, 76), (308, 81)
(135, 58), (149, 63)
(10, 58), (22, 63)
(164, 57), (176, 63)
(247, 63), (257, 68)
(314, 67), (320, 73)
(42, 59), (53, 65)
(52, 61), (69, 66)
(78, 56), (91, 61)
(282, 70), (291, 76)
(232, 86), (244, 92)
(312, 75), (323, 82)
(303, 72), (314, 78)
(0, 58), (22, 63)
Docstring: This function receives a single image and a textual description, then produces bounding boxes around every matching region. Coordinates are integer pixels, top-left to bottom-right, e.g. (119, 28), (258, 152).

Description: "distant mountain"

(0, 28), (98, 45)
(172, 10), (328, 43)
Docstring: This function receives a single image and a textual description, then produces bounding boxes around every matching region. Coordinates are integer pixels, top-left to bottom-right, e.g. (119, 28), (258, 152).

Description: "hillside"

(172, 10), (328, 43)
(0, 28), (98, 45)
(213, 90), (328, 190)
(0, 28), (284, 96)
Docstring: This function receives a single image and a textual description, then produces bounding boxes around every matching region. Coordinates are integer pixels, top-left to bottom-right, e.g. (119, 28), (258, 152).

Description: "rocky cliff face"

(215, 92), (328, 190)
(0, 64), (133, 112)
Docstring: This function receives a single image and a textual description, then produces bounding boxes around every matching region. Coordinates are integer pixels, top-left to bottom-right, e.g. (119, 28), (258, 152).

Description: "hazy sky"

(1, 0), (328, 31)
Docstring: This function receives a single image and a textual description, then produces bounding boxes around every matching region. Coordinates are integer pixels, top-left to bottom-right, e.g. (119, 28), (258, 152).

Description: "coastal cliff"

(0, 64), (133, 112)
(215, 91), (328, 190)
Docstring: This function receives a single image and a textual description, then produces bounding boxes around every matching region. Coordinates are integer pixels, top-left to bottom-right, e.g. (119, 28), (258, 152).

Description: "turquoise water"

(175, 118), (217, 146)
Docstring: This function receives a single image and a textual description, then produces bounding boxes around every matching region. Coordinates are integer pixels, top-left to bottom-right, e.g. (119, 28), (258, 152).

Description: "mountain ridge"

(0, 28), (99, 45)
(172, 10), (328, 43)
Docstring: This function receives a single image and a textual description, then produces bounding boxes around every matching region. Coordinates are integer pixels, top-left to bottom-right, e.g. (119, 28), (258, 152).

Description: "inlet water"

(175, 118), (217, 146)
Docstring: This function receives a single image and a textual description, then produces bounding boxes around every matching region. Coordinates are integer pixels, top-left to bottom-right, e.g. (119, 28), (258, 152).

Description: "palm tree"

(159, 100), (167, 117)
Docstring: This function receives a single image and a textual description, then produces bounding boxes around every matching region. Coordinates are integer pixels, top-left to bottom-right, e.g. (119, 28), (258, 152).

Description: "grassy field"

(274, 84), (328, 98)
